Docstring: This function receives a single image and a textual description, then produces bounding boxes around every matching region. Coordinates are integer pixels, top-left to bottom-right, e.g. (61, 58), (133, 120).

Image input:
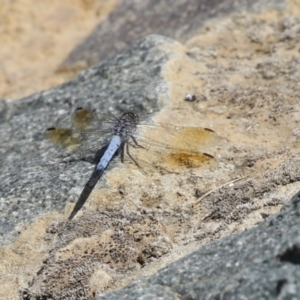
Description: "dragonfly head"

(121, 112), (139, 125)
(112, 112), (139, 138)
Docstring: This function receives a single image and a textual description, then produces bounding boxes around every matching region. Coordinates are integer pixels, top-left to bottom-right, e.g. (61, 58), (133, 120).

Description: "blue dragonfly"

(46, 107), (220, 220)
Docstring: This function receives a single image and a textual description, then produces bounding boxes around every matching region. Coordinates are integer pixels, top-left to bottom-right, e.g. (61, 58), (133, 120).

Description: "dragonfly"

(46, 107), (220, 220)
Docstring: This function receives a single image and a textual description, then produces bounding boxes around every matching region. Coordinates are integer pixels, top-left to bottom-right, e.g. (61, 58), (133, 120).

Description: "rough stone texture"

(96, 190), (300, 300)
(61, 0), (285, 69)
(22, 211), (172, 299)
(2, 1), (300, 299)
(0, 34), (171, 246)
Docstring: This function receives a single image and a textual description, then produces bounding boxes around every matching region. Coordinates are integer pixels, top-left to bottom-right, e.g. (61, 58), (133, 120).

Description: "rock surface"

(96, 190), (300, 299)
(0, 34), (172, 246)
(61, 0), (285, 69)
(1, 0), (300, 299)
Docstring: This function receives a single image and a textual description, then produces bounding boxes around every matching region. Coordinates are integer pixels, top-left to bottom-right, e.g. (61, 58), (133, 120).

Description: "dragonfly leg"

(120, 142), (125, 163)
(125, 140), (144, 172)
(130, 135), (145, 149)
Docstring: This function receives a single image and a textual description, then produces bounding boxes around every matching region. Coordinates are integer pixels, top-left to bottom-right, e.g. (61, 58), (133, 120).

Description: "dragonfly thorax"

(112, 112), (139, 138)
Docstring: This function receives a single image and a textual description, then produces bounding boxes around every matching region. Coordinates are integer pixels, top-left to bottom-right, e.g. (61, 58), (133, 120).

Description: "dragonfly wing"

(71, 107), (119, 135)
(45, 108), (116, 161)
(124, 137), (218, 173)
(136, 123), (221, 152)
(45, 127), (82, 153)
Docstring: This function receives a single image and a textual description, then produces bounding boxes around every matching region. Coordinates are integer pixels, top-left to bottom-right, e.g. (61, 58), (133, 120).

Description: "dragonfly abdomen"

(96, 135), (121, 171)
(68, 135), (122, 220)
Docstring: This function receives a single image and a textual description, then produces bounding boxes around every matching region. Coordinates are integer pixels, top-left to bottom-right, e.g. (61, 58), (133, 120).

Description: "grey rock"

(61, 0), (286, 69)
(96, 191), (300, 300)
(0, 34), (175, 246)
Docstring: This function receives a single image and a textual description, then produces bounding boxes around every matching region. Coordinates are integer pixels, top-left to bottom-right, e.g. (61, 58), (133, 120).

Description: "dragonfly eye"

(130, 112), (139, 124)
(121, 112), (139, 125)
